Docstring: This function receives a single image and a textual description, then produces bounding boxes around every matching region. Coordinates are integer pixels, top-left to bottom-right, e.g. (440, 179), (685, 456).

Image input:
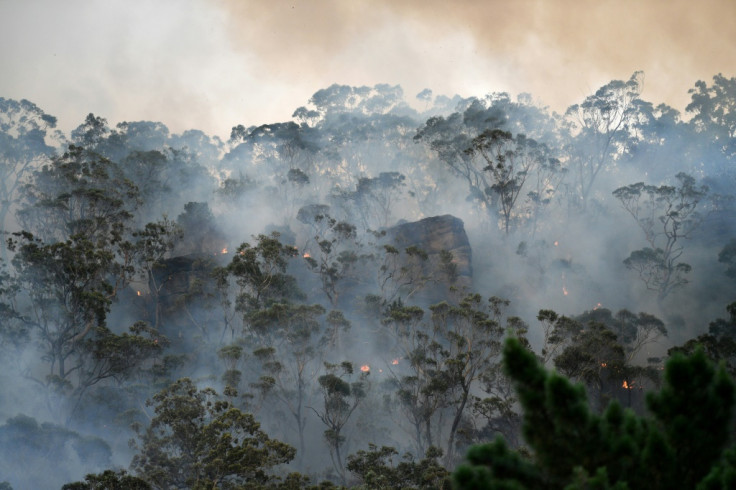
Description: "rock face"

(387, 214), (473, 302)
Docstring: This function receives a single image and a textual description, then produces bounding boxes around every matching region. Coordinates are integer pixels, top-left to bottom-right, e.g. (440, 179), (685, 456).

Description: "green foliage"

(465, 129), (550, 234)
(379, 295), (513, 462)
(0, 98), (58, 260)
(8, 233), (118, 375)
(613, 172), (708, 299)
(218, 232), (303, 332)
(18, 144), (138, 244)
(687, 73), (736, 159)
(175, 201), (225, 255)
(539, 307), (666, 410)
(346, 444), (450, 489)
(565, 71), (644, 205)
(131, 378), (296, 489)
(376, 243), (431, 303)
(454, 337), (736, 490)
(332, 171), (407, 229)
(669, 301), (736, 376)
(312, 361), (370, 484)
(61, 469), (151, 489)
(250, 302), (331, 458)
(300, 213), (361, 307)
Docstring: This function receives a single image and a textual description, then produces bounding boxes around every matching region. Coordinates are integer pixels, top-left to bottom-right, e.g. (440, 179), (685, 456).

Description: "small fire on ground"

(622, 380), (634, 389)
(360, 364), (370, 372)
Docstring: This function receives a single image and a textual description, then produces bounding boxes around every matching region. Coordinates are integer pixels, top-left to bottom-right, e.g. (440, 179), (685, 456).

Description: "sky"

(1, 0), (734, 139)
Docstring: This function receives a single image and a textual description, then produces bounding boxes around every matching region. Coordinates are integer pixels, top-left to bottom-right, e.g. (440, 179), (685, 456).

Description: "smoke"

(217, 0), (736, 116)
(0, 0), (252, 137)
(2, 1), (734, 138)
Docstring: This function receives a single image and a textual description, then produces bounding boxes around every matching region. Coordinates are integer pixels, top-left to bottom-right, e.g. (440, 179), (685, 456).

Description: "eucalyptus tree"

(6, 144), (171, 419)
(330, 171), (408, 230)
(379, 295), (510, 463)
(464, 129), (553, 234)
(613, 172), (709, 299)
(129, 217), (182, 329)
(416, 94), (562, 233)
(687, 73), (736, 163)
(249, 302), (330, 461)
(564, 71), (644, 207)
(214, 232), (303, 341)
(225, 121), (320, 222)
(9, 144), (138, 376)
(310, 361), (370, 485)
(130, 378), (296, 489)
(300, 212), (362, 308)
(16, 144), (138, 244)
(537, 307), (666, 410)
(0, 98), (59, 260)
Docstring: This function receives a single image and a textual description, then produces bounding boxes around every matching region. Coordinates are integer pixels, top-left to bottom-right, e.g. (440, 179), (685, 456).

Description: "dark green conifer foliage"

(454, 337), (736, 490)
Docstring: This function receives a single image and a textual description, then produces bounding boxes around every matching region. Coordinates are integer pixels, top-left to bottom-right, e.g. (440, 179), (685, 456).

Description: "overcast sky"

(1, 0), (734, 138)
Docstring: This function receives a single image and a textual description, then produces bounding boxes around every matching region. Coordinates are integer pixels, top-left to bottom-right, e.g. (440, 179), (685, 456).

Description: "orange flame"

(593, 302), (602, 310)
(137, 291), (141, 296)
(221, 248), (228, 254)
(554, 241), (559, 247)
(360, 364), (370, 372)
(562, 286), (569, 296)
(622, 380), (633, 389)
(303, 252), (311, 258)
(392, 358), (400, 365)
(601, 362), (607, 367)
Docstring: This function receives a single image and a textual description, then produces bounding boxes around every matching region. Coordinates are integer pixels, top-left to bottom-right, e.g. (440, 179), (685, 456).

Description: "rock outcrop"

(386, 214), (472, 302)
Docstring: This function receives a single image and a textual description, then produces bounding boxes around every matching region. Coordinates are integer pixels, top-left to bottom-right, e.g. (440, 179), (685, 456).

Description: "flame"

(554, 240), (559, 247)
(221, 248), (228, 254)
(137, 291), (141, 296)
(391, 358), (400, 365)
(593, 302), (602, 310)
(360, 364), (370, 372)
(601, 362), (607, 367)
(303, 252), (311, 258)
(561, 272), (569, 296)
(562, 286), (569, 296)
(622, 380), (633, 389)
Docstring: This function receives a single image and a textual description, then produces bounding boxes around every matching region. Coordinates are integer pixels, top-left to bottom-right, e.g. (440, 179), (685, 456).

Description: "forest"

(1, 72), (736, 489)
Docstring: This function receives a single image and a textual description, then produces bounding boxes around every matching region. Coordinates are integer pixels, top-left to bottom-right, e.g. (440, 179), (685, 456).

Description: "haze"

(1, 0), (734, 137)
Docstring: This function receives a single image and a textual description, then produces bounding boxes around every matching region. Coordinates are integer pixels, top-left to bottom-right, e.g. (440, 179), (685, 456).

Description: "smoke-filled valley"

(2, 73), (736, 488)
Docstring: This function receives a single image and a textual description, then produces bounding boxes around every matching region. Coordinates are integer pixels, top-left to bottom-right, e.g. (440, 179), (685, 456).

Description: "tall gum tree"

(0, 98), (59, 261)
(564, 71), (643, 208)
(613, 172), (709, 300)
